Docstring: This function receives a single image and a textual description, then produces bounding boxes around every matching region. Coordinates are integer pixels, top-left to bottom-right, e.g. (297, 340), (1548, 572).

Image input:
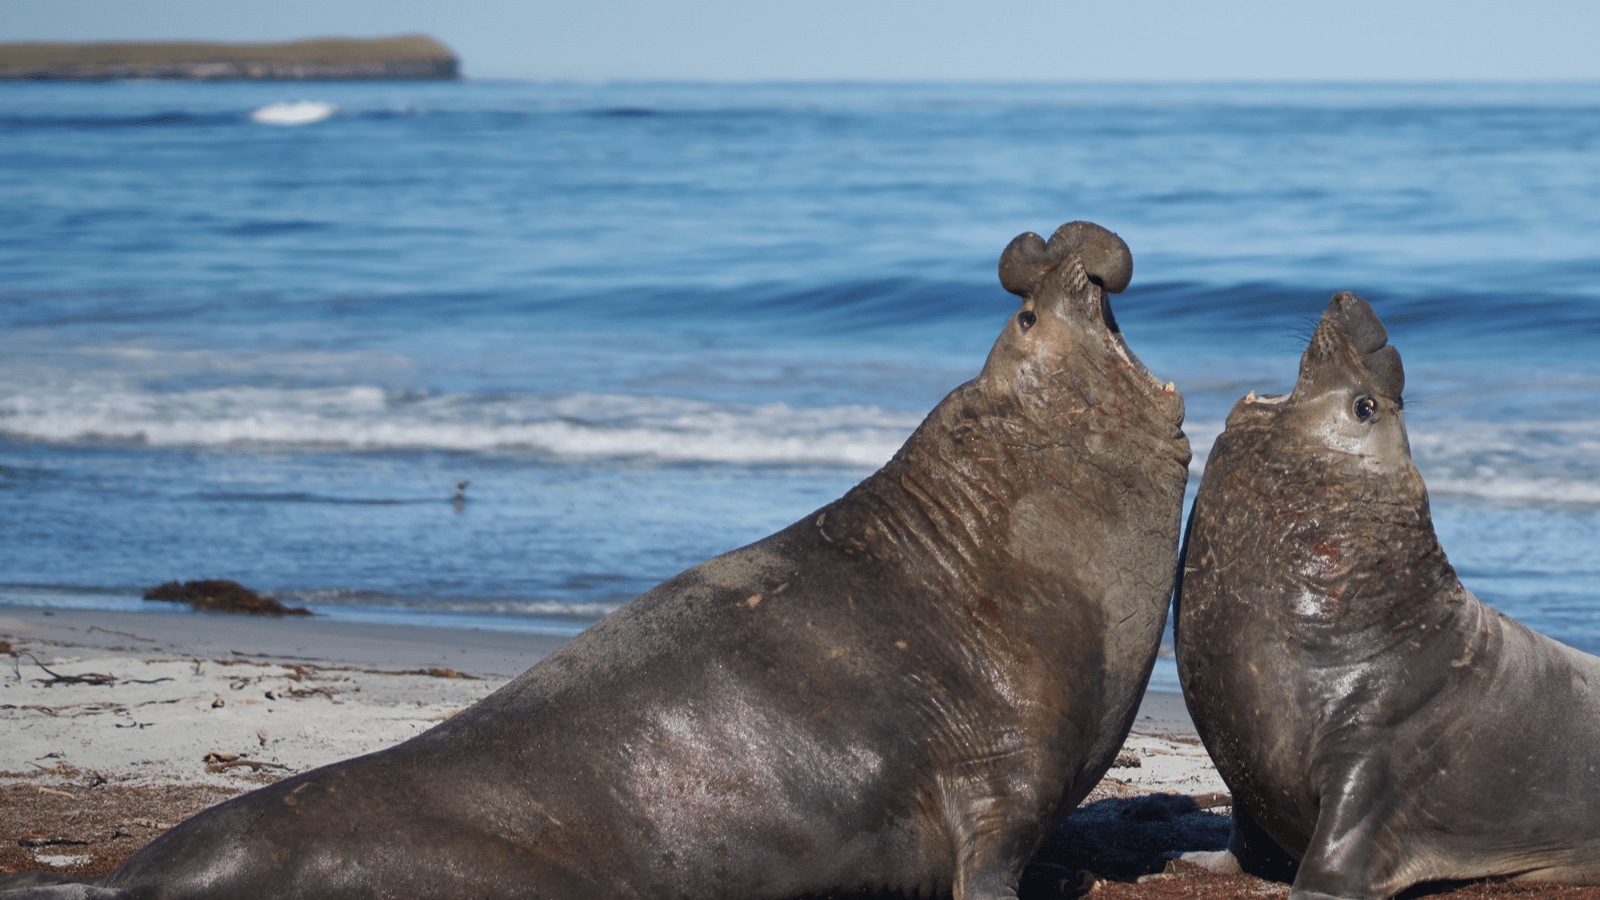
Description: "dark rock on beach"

(143, 580), (311, 616)
(0, 34), (457, 81)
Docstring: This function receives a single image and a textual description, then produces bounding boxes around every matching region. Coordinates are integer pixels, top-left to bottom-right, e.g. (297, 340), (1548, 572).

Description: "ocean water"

(2, 80), (1598, 691)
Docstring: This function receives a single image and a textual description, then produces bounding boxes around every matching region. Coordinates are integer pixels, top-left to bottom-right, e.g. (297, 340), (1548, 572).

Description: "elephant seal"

(1175, 292), (1600, 900)
(1, 222), (1189, 900)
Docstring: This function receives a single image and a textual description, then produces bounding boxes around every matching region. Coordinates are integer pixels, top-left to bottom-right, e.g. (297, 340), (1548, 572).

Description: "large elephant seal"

(1176, 292), (1600, 900)
(2, 222), (1190, 900)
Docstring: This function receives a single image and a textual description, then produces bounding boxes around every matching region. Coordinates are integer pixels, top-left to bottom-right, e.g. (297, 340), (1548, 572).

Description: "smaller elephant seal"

(0, 222), (1189, 900)
(1175, 292), (1600, 900)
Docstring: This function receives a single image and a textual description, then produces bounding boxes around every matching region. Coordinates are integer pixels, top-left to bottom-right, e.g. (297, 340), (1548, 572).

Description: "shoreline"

(1, 605), (567, 680)
(0, 604), (1195, 733)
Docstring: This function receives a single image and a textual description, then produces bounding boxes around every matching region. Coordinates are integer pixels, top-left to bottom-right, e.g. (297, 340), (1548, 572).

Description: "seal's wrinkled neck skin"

(1198, 292), (1453, 638)
(816, 222), (1190, 773)
(635, 221), (1193, 900)
(831, 222), (1189, 590)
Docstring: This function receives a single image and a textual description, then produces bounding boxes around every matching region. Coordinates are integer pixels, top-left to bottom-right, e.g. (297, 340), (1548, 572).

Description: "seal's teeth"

(1246, 390), (1257, 402)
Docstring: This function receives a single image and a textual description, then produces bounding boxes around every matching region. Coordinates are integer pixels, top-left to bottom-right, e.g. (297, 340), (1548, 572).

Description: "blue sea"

(3, 80), (1598, 692)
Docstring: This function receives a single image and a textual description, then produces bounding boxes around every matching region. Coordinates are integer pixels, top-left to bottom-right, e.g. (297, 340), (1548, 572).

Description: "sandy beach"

(4, 606), (1593, 899)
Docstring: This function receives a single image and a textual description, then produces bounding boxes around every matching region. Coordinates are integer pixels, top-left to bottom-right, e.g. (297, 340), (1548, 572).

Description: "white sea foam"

(1424, 476), (1600, 506)
(4, 370), (1597, 502)
(0, 384), (919, 468)
(1410, 419), (1600, 505)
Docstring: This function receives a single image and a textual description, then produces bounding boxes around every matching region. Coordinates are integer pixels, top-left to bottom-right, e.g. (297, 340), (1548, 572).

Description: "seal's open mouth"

(1100, 292), (1120, 334)
(1095, 280), (1175, 396)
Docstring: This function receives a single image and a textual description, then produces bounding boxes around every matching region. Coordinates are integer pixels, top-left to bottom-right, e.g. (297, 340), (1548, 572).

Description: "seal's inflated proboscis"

(2, 222), (1189, 900)
(1177, 292), (1600, 900)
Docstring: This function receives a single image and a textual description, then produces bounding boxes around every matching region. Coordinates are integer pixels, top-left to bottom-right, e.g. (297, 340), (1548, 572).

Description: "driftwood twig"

(202, 751), (290, 774)
(22, 653), (117, 687)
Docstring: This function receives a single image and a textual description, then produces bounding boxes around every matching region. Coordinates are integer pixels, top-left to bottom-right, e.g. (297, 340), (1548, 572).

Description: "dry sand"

(3, 606), (1591, 899)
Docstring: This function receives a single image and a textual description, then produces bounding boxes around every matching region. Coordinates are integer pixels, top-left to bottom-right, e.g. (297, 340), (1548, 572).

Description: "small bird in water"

(453, 480), (470, 509)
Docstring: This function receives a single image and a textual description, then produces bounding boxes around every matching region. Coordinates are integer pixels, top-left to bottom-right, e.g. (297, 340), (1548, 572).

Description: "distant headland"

(0, 34), (458, 81)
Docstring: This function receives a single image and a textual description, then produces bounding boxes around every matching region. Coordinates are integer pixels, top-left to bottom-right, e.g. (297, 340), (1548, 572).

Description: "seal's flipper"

(1289, 757), (1410, 900)
(1175, 803), (1300, 880)
(1226, 803), (1299, 883)
(944, 775), (1060, 900)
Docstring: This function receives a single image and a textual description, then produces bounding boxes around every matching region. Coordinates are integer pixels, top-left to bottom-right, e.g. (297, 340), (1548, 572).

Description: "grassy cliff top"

(0, 34), (455, 67)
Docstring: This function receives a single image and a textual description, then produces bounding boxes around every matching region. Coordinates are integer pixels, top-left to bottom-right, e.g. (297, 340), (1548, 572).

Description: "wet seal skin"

(1175, 292), (1600, 900)
(0, 222), (1189, 900)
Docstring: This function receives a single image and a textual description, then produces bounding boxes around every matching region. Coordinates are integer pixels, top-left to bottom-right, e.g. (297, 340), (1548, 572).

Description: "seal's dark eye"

(1354, 396), (1377, 422)
(1018, 310), (1037, 331)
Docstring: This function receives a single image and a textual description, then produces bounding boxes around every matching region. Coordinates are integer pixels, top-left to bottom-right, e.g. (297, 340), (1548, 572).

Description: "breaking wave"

(0, 384), (919, 468)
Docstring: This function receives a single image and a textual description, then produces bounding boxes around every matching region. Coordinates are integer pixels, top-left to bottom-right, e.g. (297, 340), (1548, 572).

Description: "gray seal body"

(2, 222), (1189, 900)
(1176, 292), (1600, 900)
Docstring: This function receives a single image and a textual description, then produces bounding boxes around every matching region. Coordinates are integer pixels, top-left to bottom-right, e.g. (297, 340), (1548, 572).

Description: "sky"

(5, 0), (1600, 82)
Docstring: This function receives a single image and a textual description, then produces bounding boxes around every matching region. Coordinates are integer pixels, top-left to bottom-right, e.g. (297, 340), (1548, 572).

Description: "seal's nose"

(1061, 221), (1133, 295)
(1326, 291), (1389, 356)
(999, 221), (1132, 298)
(1303, 292), (1406, 400)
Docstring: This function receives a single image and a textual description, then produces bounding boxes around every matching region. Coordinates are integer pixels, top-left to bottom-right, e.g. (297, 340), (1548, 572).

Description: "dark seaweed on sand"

(143, 580), (310, 616)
